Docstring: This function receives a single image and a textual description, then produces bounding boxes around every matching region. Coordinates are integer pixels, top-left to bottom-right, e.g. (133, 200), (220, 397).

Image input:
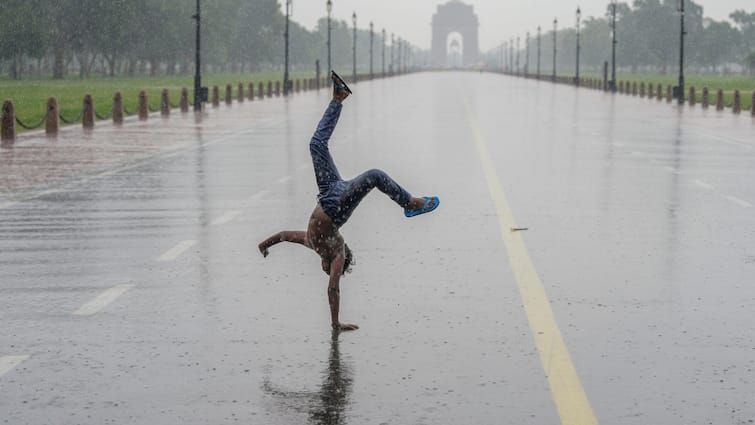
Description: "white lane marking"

(693, 179), (714, 190)
(211, 210), (242, 226)
(0, 355), (29, 377)
(725, 196), (753, 208)
(73, 284), (134, 316)
(276, 175), (292, 184)
(157, 240), (198, 262)
(248, 190), (271, 202)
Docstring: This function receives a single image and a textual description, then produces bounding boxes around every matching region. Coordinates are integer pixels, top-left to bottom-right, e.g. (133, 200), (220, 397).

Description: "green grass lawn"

(0, 72), (317, 132)
(583, 72), (755, 110)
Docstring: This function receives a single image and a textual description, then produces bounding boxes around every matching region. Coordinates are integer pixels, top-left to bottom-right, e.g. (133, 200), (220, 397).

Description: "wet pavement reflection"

(263, 331), (352, 425)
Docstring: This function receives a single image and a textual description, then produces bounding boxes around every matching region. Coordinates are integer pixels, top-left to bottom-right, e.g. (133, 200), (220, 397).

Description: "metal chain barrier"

(95, 110), (113, 120)
(15, 107), (52, 130)
(59, 107), (85, 125)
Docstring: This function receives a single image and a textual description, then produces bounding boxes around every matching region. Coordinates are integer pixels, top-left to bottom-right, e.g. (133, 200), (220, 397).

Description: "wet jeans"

(310, 101), (412, 227)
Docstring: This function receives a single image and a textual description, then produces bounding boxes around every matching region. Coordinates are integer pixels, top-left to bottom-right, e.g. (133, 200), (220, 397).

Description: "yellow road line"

(463, 100), (599, 425)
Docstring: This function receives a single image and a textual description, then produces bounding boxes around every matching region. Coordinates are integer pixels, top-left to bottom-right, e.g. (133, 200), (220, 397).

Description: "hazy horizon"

(288, 0), (753, 51)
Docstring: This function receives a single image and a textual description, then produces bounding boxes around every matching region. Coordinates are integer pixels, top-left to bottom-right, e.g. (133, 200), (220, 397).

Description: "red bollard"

(258, 82), (264, 99)
(267, 81), (272, 98)
(211, 86), (219, 107)
(275, 81), (281, 97)
(716, 89), (724, 111)
(138, 91), (149, 120)
(689, 87), (696, 106)
(751, 91), (755, 117)
(161, 89), (170, 116)
(666, 85), (673, 103)
(113, 92), (124, 124)
(733, 90), (741, 114)
(225, 84), (233, 105)
(238, 83), (244, 103)
(248, 83), (255, 101)
(46, 97), (59, 135)
(2, 100), (16, 143)
(702, 88), (709, 109)
(83, 94), (95, 128)
(180, 88), (189, 113)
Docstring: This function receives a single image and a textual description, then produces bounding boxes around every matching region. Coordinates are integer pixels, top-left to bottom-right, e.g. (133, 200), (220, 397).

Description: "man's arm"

(328, 255), (359, 331)
(258, 231), (308, 257)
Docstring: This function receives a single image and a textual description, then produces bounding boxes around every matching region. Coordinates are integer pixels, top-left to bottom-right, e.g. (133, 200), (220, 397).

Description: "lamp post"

(516, 36), (520, 75)
(390, 33), (395, 74)
(525, 31), (530, 76)
(369, 22), (374, 79)
(509, 38), (514, 73)
(352, 12), (357, 82)
(537, 26), (542, 79)
(575, 6), (581, 86)
(610, 0), (617, 92)
(382, 28), (386, 77)
(192, 0), (202, 112)
(552, 18), (558, 82)
(676, 0), (686, 104)
(398, 38), (403, 73)
(284, 0), (292, 95)
(326, 0), (332, 74)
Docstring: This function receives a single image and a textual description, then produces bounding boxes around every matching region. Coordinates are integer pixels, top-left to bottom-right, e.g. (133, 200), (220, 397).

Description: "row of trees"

(486, 0), (755, 75)
(0, 0), (410, 80)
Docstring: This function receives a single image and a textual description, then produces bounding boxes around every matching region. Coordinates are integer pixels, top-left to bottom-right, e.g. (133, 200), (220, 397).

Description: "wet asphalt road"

(1, 72), (754, 425)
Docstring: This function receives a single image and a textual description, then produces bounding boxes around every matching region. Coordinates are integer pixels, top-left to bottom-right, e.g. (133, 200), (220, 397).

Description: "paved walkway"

(1, 72), (754, 424)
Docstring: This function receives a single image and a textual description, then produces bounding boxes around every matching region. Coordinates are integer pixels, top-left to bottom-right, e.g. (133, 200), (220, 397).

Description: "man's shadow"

(262, 330), (353, 425)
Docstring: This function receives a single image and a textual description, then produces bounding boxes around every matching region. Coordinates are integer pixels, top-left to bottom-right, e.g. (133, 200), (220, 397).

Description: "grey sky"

(289, 0), (753, 51)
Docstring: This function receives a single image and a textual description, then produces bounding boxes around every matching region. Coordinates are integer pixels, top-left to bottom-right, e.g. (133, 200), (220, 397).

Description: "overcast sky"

(289, 0), (752, 51)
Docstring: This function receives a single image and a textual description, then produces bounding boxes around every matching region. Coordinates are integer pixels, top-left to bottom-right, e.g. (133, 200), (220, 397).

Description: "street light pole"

(610, 0), (617, 92)
(576, 6), (581, 86)
(552, 18), (558, 82)
(326, 0), (332, 74)
(369, 22), (374, 79)
(525, 31), (530, 76)
(390, 33), (395, 74)
(284, 0), (291, 96)
(352, 12), (357, 82)
(192, 0), (202, 112)
(382, 28), (386, 77)
(398, 38), (403, 73)
(516, 36), (520, 75)
(677, 0), (686, 105)
(537, 26), (541, 79)
(509, 37), (514, 74)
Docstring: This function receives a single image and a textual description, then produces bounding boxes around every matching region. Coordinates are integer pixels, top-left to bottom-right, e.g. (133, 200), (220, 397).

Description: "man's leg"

(310, 101), (344, 195)
(337, 169), (413, 220)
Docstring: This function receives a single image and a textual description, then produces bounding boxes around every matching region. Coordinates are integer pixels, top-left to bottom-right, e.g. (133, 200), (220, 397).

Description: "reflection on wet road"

(263, 331), (352, 425)
(1, 72), (754, 424)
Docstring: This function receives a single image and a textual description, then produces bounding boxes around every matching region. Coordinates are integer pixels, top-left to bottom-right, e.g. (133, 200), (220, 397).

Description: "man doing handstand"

(259, 71), (439, 332)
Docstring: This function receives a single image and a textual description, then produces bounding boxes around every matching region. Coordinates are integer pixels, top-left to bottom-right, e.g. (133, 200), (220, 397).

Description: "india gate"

(431, 0), (480, 67)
